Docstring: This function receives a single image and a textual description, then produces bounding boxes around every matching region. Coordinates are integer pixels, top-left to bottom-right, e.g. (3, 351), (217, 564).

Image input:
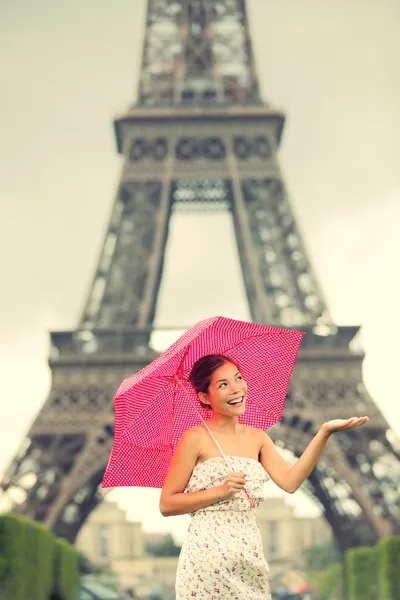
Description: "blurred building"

(256, 497), (332, 591)
(76, 501), (177, 594)
(257, 497), (332, 571)
(76, 498), (332, 594)
(76, 500), (145, 563)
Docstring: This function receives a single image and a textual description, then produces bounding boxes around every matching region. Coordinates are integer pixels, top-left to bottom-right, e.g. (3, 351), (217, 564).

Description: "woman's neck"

(205, 418), (243, 435)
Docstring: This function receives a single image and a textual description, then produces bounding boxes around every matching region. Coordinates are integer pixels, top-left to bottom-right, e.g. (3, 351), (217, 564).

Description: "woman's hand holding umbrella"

(219, 471), (248, 500)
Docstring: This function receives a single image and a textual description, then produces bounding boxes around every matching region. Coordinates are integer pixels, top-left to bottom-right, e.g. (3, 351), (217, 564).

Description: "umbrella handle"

(242, 487), (256, 509)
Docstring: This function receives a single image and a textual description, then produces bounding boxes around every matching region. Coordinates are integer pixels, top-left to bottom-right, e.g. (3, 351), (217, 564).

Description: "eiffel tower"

(1, 0), (399, 551)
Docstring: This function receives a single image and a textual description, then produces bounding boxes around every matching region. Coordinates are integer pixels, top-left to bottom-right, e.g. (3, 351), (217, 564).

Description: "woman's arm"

(160, 428), (226, 517)
(161, 484), (226, 517)
(259, 416), (369, 494)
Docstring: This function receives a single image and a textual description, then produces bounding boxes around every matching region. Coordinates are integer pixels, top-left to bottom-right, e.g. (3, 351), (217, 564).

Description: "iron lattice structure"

(1, 0), (400, 550)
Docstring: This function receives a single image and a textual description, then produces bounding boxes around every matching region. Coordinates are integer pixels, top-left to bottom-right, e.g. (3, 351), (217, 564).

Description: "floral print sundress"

(175, 426), (271, 599)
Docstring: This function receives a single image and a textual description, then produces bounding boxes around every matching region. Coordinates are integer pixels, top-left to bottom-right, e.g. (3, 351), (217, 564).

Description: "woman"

(160, 354), (368, 599)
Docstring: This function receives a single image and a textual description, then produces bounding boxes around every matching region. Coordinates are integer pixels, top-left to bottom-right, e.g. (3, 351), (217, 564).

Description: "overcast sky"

(1, 0), (399, 543)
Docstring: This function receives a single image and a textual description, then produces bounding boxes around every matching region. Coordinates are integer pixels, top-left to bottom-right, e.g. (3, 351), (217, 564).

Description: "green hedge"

(0, 513), (79, 600)
(347, 545), (379, 600)
(53, 538), (80, 600)
(19, 516), (54, 600)
(379, 536), (400, 600)
(0, 514), (25, 600)
(317, 563), (343, 599)
(343, 537), (400, 600)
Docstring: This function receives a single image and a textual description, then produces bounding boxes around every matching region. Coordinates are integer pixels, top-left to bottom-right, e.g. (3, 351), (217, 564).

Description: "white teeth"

(228, 397), (243, 406)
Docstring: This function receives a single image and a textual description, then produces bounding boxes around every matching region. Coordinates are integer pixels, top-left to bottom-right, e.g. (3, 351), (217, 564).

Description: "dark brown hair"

(189, 354), (240, 410)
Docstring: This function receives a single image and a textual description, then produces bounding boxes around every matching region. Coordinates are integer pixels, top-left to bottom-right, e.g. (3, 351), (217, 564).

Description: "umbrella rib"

(174, 329), (300, 377)
(217, 331), (290, 361)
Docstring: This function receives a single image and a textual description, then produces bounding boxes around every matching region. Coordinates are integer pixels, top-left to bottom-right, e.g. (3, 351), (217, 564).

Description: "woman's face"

(201, 361), (247, 415)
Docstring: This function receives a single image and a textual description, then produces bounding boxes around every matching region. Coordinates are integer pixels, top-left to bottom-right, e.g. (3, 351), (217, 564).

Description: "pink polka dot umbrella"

(102, 316), (304, 489)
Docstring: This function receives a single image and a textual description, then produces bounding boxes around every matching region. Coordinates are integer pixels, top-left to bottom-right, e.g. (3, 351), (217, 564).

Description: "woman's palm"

(322, 416), (369, 434)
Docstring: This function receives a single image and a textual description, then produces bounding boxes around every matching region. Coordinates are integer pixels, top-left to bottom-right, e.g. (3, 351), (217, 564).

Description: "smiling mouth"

(227, 396), (244, 406)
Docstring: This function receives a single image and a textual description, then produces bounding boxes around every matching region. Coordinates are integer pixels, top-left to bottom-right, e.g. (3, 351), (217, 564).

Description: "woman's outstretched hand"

(321, 416), (369, 435)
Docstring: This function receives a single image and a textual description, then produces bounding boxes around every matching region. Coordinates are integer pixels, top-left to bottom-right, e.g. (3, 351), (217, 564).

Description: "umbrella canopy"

(102, 316), (303, 488)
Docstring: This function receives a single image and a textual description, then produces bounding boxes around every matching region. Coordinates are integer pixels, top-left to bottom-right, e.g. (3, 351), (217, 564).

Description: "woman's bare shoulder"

(244, 425), (265, 449)
(186, 424), (205, 435)
(244, 424), (263, 436)
(183, 424), (210, 449)
(179, 424), (205, 444)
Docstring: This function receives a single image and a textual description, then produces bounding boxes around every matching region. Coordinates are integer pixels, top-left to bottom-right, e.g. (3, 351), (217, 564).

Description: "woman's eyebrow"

(215, 372), (240, 384)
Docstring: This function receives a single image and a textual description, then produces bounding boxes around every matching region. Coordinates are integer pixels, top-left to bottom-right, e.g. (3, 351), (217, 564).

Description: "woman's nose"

(229, 383), (241, 394)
